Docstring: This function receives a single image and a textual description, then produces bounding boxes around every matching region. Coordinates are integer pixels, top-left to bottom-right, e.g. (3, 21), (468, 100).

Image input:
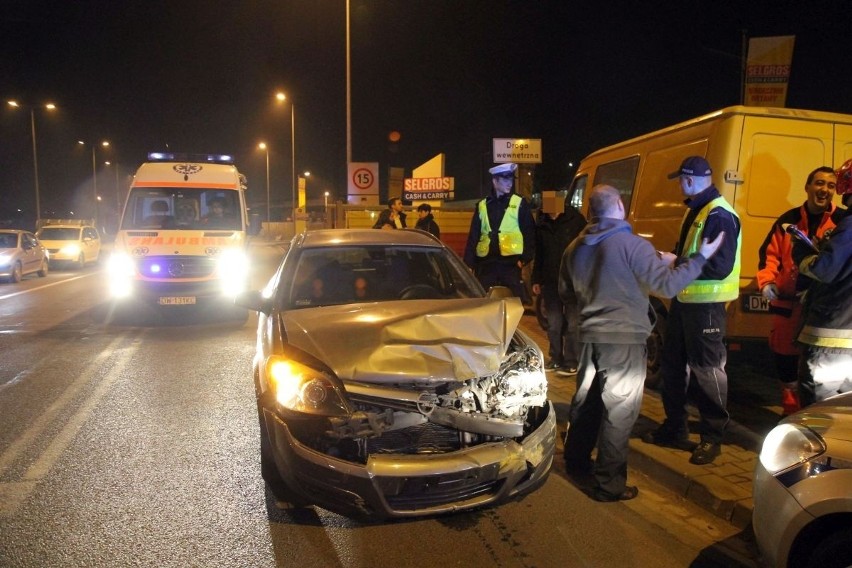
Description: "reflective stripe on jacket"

(677, 197), (741, 303)
(476, 194), (523, 257)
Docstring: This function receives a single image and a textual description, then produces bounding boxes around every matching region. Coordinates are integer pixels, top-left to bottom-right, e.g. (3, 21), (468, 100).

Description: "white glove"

(761, 283), (779, 301)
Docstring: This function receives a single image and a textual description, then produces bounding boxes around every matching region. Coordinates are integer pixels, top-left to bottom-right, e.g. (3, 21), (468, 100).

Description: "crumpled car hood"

(281, 297), (524, 383)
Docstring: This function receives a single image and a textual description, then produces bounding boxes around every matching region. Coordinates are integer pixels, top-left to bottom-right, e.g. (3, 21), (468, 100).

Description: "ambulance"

(108, 153), (260, 309)
(566, 106), (852, 376)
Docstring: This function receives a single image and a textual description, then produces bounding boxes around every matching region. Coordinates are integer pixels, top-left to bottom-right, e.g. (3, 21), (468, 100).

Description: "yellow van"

(567, 105), (852, 374)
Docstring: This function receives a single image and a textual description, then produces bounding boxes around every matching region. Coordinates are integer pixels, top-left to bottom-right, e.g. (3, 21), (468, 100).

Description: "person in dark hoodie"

(414, 203), (440, 238)
(532, 192), (587, 375)
(558, 184), (725, 502)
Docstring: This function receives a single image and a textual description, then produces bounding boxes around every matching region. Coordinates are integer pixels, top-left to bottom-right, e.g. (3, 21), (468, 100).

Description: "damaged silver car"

(237, 228), (555, 519)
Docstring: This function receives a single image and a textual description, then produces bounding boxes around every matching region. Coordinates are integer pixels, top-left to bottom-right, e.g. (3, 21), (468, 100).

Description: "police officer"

(643, 156), (742, 466)
(463, 163), (535, 297)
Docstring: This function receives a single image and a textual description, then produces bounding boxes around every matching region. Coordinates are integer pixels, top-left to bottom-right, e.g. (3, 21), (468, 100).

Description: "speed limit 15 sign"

(348, 162), (379, 195)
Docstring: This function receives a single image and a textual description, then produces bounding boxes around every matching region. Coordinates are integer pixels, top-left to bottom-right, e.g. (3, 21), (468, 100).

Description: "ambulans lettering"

(127, 236), (231, 246)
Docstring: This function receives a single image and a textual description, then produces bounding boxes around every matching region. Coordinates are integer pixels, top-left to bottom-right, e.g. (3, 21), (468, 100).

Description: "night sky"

(1, 0), (849, 225)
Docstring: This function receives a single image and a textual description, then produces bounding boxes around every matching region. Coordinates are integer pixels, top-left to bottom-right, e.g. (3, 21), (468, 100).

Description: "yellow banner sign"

(745, 35), (795, 107)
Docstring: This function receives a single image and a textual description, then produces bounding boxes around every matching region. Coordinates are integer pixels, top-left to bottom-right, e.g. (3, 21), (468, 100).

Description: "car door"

(82, 227), (98, 261)
(21, 233), (39, 274)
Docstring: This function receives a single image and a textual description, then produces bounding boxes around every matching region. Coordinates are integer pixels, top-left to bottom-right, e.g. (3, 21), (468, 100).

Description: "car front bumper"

(264, 400), (556, 518)
(752, 461), (810, 568)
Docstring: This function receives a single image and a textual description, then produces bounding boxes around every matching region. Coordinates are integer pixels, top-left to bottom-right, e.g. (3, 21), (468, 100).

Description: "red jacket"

(757, 202), (842, 311)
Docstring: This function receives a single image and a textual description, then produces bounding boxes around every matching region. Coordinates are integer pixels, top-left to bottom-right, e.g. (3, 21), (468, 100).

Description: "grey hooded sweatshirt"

(558, 217), (709, 345)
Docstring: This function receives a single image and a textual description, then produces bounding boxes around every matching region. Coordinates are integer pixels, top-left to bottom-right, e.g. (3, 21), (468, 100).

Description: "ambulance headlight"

(108, 253), (136, 298)
(217, 249), (249, 296)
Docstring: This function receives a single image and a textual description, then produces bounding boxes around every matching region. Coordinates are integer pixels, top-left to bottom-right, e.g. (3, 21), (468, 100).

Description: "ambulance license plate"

(158, 296), (196, 305)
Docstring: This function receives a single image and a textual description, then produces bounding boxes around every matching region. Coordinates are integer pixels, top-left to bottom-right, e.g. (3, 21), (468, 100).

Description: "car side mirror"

(235, 289), (273, 315)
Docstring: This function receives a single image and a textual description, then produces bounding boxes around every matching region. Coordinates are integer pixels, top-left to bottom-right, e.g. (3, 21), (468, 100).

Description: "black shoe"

(544, 360), (563, 371)
(689, 442), (721, 465)
(593, 485), (638, 502)
(641, 427), (695, 451)
(556, 366), (578, 376)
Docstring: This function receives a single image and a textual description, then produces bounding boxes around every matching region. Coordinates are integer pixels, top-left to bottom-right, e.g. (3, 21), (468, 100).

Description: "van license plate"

(158, 296), (196, 305)
(742, 294), (769, 313)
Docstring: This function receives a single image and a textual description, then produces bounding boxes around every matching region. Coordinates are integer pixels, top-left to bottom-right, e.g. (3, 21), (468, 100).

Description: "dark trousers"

(564, 342), (647, 496)
(659, 299), (730, 444)
(541, 285), (579, 367)
(475, 260), (524, 298)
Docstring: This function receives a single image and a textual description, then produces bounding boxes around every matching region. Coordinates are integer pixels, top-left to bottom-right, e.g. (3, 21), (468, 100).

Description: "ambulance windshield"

(120, 188), (242, 231)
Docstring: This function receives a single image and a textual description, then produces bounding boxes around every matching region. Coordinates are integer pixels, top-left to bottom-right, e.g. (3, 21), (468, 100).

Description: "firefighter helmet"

(836, 158), (852, 195)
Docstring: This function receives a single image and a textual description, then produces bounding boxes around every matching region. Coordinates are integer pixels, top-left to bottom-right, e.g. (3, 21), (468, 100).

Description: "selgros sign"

(403, 177), (454, 200)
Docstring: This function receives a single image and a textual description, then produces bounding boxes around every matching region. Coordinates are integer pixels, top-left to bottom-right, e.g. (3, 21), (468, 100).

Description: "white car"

(0, 230), (49, 283)
(753, 391), (852, 568)
(36, 223), (101, 268)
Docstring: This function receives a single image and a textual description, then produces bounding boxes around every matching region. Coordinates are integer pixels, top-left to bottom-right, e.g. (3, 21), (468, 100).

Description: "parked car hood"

(788, 392), (852, 442)
(281, 297), (525, 383)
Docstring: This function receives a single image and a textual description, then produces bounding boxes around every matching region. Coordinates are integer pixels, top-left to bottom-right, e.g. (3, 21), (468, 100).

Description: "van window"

(634, 145), (707, 221)
(567, 174), (588, 209)
(593, 157), (640, 212)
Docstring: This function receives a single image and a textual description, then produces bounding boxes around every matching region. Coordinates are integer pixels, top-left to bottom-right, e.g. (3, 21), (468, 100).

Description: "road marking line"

(22, 340), (136, 481)
(0, 272), (100, 301)
(0, 331), (141, 479)
(0, 334), (142, 515)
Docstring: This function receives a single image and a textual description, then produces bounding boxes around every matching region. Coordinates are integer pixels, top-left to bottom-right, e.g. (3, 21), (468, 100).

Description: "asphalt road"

(0, 244), (761, 567)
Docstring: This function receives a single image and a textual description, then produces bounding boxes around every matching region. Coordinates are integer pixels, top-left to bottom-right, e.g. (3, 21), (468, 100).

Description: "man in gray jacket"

(558, 184), (724, 502)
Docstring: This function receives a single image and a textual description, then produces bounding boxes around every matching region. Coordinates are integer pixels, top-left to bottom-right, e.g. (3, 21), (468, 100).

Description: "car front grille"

(376, 463), (503, 511)
(136, 256), (216, 279)
(367, 421), (462, 455)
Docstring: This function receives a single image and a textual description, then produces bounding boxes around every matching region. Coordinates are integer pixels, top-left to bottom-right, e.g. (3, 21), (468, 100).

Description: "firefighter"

(793, 159), (852, 405)
(756, 166), (843, 414)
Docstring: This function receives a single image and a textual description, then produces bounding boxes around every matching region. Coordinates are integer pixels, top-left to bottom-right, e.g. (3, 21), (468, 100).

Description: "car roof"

(38, 224), (90, 229)
(295, 228), (443, 249)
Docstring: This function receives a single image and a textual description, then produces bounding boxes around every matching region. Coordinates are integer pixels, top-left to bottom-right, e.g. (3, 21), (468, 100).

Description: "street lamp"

(274, 92), (296, 222)
(78, 139), (110, 223)
(105, 161), (122, 213)
(7, 100), (56, 223)
(258, 142), (270, 223)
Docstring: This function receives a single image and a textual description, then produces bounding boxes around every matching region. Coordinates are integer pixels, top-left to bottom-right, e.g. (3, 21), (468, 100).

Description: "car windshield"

(37, 228), (82, 240)
(0, 233), (18, 248)
(284, 244), (482, 308)
(120, 188), (242, 230)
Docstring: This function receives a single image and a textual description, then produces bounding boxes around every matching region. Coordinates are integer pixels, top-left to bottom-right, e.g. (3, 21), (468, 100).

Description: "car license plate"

(741, 294), (770, 313)
(158, 296), (196, 305)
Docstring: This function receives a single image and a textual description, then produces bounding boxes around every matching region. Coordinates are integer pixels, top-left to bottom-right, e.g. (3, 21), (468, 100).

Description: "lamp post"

(7, 100), (56, 224)
(79, 140), (110, 224)
(105, 161), (122, 213)
(274, 92), (296, 223)
(258, 142), (270, 223)
(324, 191), (330, 225)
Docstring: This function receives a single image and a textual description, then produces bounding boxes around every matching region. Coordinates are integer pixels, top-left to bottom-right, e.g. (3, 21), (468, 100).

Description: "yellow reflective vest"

(476, 194), (524, 257)
(677, 197), (741, 303)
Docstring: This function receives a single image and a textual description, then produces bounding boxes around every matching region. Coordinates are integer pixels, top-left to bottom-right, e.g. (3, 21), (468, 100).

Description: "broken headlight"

(265, 356), (349, 416)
